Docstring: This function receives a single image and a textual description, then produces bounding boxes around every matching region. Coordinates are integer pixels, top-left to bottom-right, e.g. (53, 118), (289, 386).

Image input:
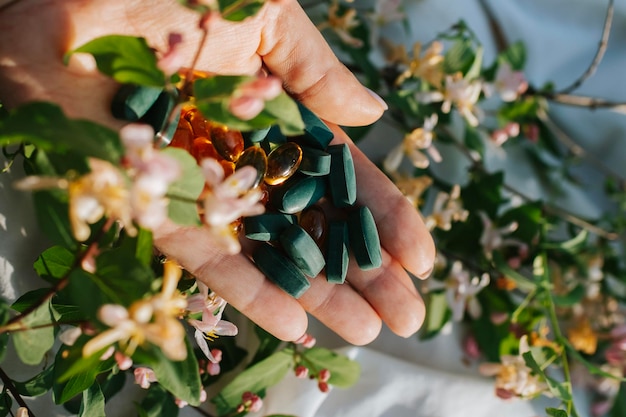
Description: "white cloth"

(1, 0), (624, 416)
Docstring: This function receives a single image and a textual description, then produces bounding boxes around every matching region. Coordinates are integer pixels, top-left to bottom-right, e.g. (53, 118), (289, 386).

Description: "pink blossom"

(484, 62), (529, 102)
(200, 158), (265, 254)
(239, 391), (263, 413)
(187, 282), (238, 362)
(295, 365), (308, 378)
(318, 369), (331, 383)
(120, 123), (182, 230)
(115, 351), (133, 371)
(294, 333), (317, 348)
(463, 333), (482, 360)
(318, 382), (330, 393)
(229, 76), (283, 120)
(134, 367), (157, 389)
(158, 33), (185, 76)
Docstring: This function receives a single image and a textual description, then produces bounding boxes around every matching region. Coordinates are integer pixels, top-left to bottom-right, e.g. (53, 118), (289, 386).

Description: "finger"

(345, 250), (426, 338)
(257, 0), (387, 126)
(298, 274), (382, 346)
(328, 124), (436, 279)
(153, 220), (309, 342)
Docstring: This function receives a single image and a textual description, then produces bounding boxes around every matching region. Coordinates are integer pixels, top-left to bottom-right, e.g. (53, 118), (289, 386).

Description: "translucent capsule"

(235, 146), (267, 189)
(191, 136), (220, 164)
(183, 107), (210, 137)
(209, 123), (245, 162)
(299, 205), (326, 247)
(265, 142), (303, 186)
(169, 118), (194, 152)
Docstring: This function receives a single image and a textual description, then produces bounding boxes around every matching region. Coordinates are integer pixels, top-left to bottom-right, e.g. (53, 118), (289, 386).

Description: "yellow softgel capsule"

(265, 142), (303, 185)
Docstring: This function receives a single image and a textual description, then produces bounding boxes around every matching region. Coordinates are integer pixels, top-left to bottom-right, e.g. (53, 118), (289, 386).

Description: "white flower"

(384, 114), (440, 172)
(424, 185), (469, 231)
(417, 73), (483, 126)
(187, 282), (238, 362)
(479, 336), (549, 399)
(431, 261), (489, 321)
(483, 62), (528, 102)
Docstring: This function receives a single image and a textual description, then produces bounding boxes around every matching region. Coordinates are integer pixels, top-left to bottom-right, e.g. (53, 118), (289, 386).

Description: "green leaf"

(420, 291), (452, 340)
(499, 41), (526, 70)
(218, 0), (265, 21)
(541, 229), (588, 252)
(465, 46), (484, 80)
(32, 190), (76, 249)
(11, 297), (55, 365)
(462, 171), (505, 219)
(62, 269), (107, 320)
(33, 246), (76, 281)
(53, 338), (114, 404)
(0, 391), (12, 417)
(492, 252), (537, 292)
(0, 102), (122, 163)
(94, 245), (154, 307)
(162, 147), (205, 226)
(144, 339), (202, 407)
(212, 349), (292, 415)
(552, 285), (586, 307)
(442, 38), (475, 75)
(563, 340), (626, 382)
(138, 384), (179, 417)
(464, 125), (485, 160)
(66, 35), (165, 87)
(193, 76), (304, 135)
(249, 325), (283, 365)
(260, 92), (305, 136)
(546, 408), (568, 417)
(610, 383), (626, 417)
(79, 382), (106, 417)
(522, 351), (570, 401)
(303, 347), (360, 388)
(14, 365), (55, 397)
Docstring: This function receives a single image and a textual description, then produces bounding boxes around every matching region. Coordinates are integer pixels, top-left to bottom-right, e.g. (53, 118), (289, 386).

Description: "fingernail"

(416, 265), (434, 280)
(364, 87), (388, 111)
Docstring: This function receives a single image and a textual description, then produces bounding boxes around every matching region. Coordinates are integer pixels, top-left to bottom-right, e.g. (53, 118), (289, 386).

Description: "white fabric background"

(1, 0), (624, 416)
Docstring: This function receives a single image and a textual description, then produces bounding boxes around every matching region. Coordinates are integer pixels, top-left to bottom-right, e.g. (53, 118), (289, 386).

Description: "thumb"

(258, 0), (387, 126)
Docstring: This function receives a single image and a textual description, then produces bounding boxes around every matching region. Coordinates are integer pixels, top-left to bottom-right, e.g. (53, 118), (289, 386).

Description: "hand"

(0, 0), (435, 345)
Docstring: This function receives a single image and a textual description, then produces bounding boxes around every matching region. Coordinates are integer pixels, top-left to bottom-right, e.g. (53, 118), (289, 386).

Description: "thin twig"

(536, 109), (626, 186)
(0, 368), (37, 417)
(443, 129), (619, 241)
(476, 0), (508, 53)
(539, 91), (626, 114)
(558, 0), (614, 94)
(2, 218), (115, 331)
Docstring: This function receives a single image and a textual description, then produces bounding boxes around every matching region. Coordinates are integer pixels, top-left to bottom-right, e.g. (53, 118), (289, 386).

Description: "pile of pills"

(112, 86), (382, 298)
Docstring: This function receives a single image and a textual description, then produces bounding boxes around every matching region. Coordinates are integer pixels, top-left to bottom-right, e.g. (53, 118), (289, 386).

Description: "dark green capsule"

(347, 206), (382, 270)
(325, 220), (349, 284)
(279, 224), (326, 278)
(297, 103), (334, 149)
(299, 146), (331, 176)
(328, 144), (357, 207)
(252, 243), (311, 298)
(270, 175), (327, 215)
(243, 213), (297, 241)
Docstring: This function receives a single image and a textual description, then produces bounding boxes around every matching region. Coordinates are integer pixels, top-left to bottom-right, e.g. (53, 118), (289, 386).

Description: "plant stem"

(558, 0), (614, 94)
(0, 368), (37, 417)
(538, 251), (579, 417)
(443, 128), (620, 240)
(2, 218), (115, 331)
